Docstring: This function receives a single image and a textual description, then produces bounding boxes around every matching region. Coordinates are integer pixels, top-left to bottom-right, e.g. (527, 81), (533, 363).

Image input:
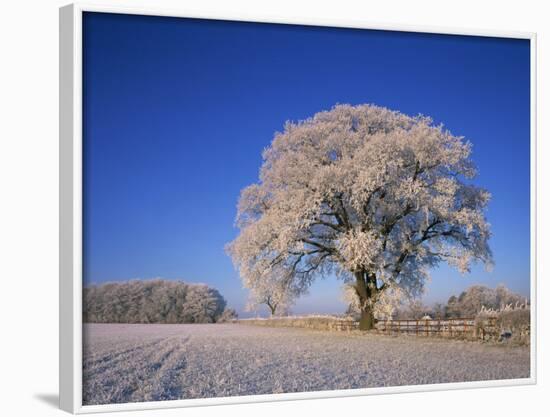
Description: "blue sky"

(83, 12), (531, 316)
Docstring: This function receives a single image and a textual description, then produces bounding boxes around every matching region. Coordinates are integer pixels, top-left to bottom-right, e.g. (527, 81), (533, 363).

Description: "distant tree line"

(83, 279), (237, 324)
(443, 284), (528, 318)
(393, 284), (528, 320)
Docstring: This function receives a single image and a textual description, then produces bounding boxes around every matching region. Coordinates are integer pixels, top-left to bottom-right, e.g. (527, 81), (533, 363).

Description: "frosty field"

(83, 323), (530, 405)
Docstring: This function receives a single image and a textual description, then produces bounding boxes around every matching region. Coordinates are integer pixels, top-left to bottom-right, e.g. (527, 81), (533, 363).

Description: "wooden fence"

(375, 317), (498, 338)
(334, 320), (360, 331)
(240, 316), (500, 339)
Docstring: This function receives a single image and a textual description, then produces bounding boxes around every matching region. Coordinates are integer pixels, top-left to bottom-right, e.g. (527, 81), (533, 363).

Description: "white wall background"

(0, 0), (548, 416)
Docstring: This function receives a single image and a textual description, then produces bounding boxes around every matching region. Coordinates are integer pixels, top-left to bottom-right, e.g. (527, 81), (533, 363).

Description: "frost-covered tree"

(218, 307), (238, 322)
(184, 284), (227, 323)
(83, 279), (229, 324)
(246, 289), (288, 317)
(446, 284), (527, 317)
(245, 271), (302, 316)
(227, 104), (492, 330)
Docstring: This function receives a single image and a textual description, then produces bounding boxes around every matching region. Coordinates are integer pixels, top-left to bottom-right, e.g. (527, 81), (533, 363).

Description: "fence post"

(425, 319), (429, 336)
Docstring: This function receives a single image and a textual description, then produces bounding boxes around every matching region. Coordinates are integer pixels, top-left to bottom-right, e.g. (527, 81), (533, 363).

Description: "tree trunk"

(359, 307), (375, 331)
(267, 302), (276, 317)
(354, 270), (377, 331)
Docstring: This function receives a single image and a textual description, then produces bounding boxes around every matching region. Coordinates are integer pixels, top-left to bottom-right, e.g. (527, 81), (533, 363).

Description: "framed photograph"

(59, 3), (537, 413)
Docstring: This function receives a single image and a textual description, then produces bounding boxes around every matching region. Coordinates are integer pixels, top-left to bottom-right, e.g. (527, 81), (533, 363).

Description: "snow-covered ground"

(83, 323), (530, 405)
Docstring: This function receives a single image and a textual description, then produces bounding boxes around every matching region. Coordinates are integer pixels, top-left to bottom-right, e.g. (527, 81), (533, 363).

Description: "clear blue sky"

(83, 12), (530, 316)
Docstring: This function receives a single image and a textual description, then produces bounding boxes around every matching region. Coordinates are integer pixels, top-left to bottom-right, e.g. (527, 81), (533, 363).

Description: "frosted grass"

(83, 323), (530, 405)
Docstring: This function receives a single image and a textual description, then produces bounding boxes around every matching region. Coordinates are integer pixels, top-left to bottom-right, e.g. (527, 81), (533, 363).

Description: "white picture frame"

(59, 2), (537, 413)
